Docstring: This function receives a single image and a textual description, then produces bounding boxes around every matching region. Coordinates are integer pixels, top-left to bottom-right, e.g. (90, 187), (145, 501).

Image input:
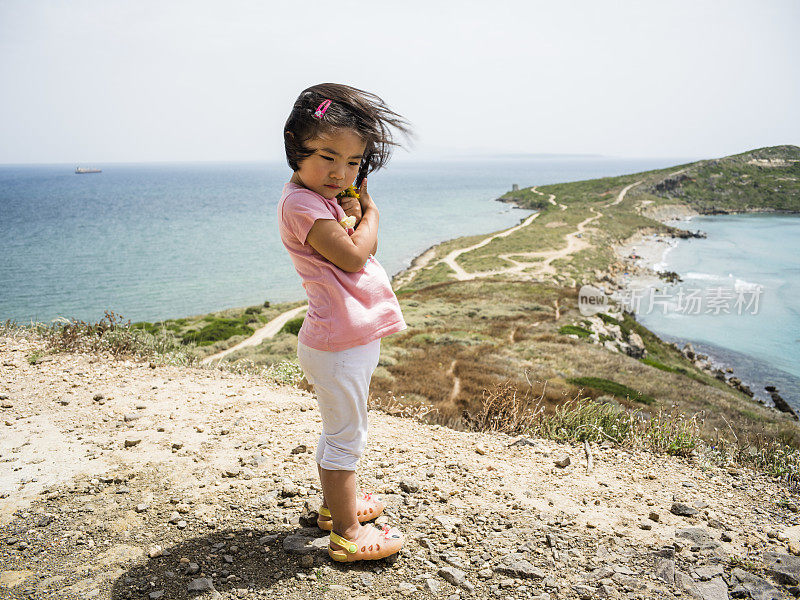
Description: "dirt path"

(491, 207), (603, 279)
(201, 305), (307, 365)
(428, 184), (631, 282)
(607, 180), (643, 207)
(439, 208), (544, 281)
(443, 182), (652, 281)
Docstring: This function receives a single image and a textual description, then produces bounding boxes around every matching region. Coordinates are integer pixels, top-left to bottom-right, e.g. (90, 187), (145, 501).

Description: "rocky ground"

(2, 334), (800, 600)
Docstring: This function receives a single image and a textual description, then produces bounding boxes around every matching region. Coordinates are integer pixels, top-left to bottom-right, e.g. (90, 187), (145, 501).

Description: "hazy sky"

(1, 0), (797, 164)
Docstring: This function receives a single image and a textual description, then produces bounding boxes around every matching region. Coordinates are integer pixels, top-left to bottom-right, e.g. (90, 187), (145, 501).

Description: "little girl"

(277, 83), (415, 562)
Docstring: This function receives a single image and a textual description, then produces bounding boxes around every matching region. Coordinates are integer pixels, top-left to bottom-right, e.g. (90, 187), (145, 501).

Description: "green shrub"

(598, 313), (620, 326)
(567, 376), (655, 405)
(130, 321), (157, 334)
(640, 356), (677, 373)
(558, 325), (592, 338)
(410, 333), (434, 344)
(183, 319), (254, 346)
(280, 316), (304, 336)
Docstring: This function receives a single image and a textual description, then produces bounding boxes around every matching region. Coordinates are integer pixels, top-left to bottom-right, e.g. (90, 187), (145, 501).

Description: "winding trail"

(432, 186), (615, 281)
(607, 181), (643, 207)
(440, 208), (544, 280)
(446, 359), (461, 404)
(200, 305), (307, 365)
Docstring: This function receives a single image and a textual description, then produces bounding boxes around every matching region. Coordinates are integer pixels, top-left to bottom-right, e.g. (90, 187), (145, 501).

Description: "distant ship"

(75, 167), (102, 174)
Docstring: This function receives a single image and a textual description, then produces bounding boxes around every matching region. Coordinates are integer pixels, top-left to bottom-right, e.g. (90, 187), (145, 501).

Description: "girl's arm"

(306, 205), (379, 272)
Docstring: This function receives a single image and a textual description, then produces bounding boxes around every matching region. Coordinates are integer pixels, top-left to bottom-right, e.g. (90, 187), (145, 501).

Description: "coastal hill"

(2, 145), (799, 598)
(646, 145), (800, 214)
(134, 145), (800, 451)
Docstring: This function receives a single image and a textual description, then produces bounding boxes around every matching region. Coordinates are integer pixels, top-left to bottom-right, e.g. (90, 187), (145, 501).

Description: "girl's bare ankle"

(333, 523), (361, 540)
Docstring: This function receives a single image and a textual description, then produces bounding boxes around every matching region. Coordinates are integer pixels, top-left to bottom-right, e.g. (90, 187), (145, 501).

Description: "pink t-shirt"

(277, 181), (407, 352)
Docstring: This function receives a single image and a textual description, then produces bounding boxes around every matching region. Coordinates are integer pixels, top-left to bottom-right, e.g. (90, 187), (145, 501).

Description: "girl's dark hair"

(283, 83), (416, 184)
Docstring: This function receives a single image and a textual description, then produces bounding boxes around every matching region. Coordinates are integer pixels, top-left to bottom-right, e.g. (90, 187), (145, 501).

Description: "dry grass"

(2, 311), (197, 366)
(0, 317), (304, 388)
(451, 378), (800, 490)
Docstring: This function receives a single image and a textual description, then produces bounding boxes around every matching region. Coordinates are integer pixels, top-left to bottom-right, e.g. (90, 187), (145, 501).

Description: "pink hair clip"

(313, 99), (332, 119)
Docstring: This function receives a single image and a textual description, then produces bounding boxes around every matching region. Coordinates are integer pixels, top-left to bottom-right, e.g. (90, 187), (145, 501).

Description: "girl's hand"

(356, 177), (376, 213)
(338, 194), (362, 227)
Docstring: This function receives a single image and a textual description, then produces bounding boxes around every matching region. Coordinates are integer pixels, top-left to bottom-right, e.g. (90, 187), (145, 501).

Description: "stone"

(400, 478), (420, 493)
(671, 502), (699, 516)
(283, 529), (329, 555)
(397, 582), (417, 595)
(675, 570), (702, 597)
(763, 551), (800, 586)
(438, 566), (466, 586)
(730, 568), (781, 600)
(494, 554), (546, 579)
(654, 558), (675, 585)
(94, 544), (146, 567)
(676, 527), (721, 550)
(187, 578), (214, 592)
(694, 576), (729, 600)
(695, 564), (724, 581)
(0, 571), (35, 588)
(433, 515), (462, 532)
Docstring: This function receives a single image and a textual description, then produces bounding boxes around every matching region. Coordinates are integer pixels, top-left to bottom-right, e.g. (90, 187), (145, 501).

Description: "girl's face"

(290, 129), (366, 200)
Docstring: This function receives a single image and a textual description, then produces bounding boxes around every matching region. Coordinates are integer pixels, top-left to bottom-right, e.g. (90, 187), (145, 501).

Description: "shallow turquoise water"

(636, 213), (800, 409)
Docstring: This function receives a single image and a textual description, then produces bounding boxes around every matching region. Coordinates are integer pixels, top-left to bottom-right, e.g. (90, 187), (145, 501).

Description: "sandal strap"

(329, 531), (358, 554)
(319, 493), (381, 518)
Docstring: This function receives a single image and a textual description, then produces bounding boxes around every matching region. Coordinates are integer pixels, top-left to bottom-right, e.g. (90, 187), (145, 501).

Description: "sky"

(0, 0), (798, 164)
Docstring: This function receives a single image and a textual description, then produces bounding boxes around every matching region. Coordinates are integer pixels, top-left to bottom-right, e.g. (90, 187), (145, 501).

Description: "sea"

(2, 158), (797, 409)
(633, 213), (800, 410)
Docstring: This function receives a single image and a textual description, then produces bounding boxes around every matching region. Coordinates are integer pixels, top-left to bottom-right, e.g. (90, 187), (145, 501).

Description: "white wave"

(653, 240), (679, 272)
(684, 272), (725, 281)
(734, 278), (762, 292)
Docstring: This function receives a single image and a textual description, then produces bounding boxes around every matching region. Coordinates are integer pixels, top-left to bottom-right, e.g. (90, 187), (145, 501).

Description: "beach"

(610, 215), (697, 297)
(607, 208), (798, 416)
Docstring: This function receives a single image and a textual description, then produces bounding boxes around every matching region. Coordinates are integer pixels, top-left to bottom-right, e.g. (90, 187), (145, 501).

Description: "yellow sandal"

(328, 524), (404, 562)
(317, 492), (385, 531)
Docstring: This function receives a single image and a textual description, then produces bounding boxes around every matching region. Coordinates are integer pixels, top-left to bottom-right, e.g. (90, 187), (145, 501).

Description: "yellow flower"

(336, 185), (360, 200)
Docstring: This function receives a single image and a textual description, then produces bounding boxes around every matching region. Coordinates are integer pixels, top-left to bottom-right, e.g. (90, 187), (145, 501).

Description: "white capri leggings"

(296, 338), (381, 471)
